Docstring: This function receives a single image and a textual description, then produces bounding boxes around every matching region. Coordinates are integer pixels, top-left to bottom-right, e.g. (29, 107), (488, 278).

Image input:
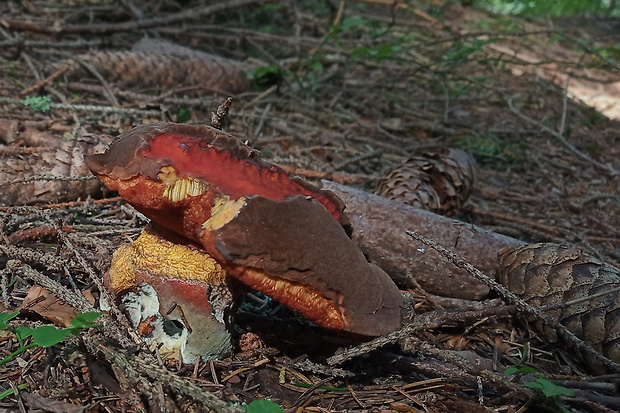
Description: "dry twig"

(507, 96), (618, 176)
(0, 0), (271, 35)
(211, 97), (233, 130)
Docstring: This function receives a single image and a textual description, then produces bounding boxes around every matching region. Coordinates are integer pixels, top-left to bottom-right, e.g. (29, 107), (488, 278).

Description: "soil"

(0, 1), (619, 412)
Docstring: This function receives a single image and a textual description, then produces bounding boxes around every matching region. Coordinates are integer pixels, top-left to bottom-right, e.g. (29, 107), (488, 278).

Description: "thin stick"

(0, 97), (162, 116)
(75, 58), (120, 106)
(94, 342), (243, 412)
(327, 304), (517, 365)
(329, 149), (383, 172)
(0, 0), (271, 35)
(470, 207), (562, 235)
(0, 174), (96, 188)
(332, 0), (345, 26)
(401, 336), (533, 398)
(20, 65), (72, 97)
(559, 76), (570, 136)
(211, 97), (233, 130)
(538, 285), (620, 313)
(253, 102), (272, 138)
(507, 96), (618, 176)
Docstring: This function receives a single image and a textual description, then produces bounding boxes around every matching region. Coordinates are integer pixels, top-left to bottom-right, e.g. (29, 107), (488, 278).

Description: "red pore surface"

(85, 122), (344, 221)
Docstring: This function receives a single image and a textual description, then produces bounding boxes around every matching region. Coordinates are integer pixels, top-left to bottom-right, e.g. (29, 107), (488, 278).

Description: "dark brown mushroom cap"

(213, 195), (402, 336)
(86, 122), (402, 336)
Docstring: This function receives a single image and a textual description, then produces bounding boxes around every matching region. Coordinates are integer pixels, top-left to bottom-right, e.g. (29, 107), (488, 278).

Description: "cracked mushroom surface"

(108, 224), (234, 362)
(86, 122), (402, 337)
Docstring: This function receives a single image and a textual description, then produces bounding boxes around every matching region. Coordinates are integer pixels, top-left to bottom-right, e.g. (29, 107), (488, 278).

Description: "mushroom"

(86, 122), (402, 340)
(106, 224), (233, 362)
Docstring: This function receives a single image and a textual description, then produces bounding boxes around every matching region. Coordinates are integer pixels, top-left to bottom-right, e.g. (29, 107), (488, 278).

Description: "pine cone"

(67, 51), (249, 94)
(0, 134), (112, 205)
(497, 243), (620, 371)
(374, 148), (477, 216)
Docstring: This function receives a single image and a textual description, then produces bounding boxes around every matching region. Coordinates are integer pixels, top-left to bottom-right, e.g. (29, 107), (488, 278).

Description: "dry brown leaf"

(22, 393), (85, 413)
(19, 285), (78, 327)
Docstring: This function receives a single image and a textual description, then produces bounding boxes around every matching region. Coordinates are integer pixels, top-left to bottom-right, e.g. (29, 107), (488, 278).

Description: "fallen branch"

(90, 340), (243, 413)
(0, 0), (271, 35)
(327, 304), (517, 366)
(507, 96), (618, 176)
(322, 180), (522, 299)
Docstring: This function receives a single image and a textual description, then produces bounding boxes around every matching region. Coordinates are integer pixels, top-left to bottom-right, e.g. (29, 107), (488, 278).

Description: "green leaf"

(248, 65), (279, 80)
(0, 311), (19, 329)
(524, 381), (544, 391)
(24, 96), (51, 112)
(260, 4), (281, 12)
(308, 61), (323, 73)
(177, 108), (190, 123)
(341, 16), (366, 31)
(29, 325), (71, 347)
(504, 367), (520, 376)
(247, 65), (281, 87)
(71, 312), (101, 328)
(15, 325), (33, 340)
(246, 399), (283, 413)
(352, 47), (371, 57)
(537, 377), (576, 397)
(548, 34), (564, 43)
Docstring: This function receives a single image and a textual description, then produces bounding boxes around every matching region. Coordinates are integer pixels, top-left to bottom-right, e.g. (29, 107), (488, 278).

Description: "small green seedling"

(0, 311), (101, 399)
(176, 108), (191, 123)
(246, 65), (281, 88)
(246, 400), (283, 413)
(23, 95), (52, 112)
(504, 343), (575, 412)
(0, 311), (102, 368)
(233, 399), (283, 413)
(505, 366), (575, 398)
(505, 364), (575, 413)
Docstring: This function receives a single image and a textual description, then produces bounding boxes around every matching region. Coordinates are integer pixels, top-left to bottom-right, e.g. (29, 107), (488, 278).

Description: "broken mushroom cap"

(108, 224), (233, 362)
(85, 122), (346, 223)
(87, 122), (402, 336)
(108, 223), (227, 293)
(213, 195), (402, 336)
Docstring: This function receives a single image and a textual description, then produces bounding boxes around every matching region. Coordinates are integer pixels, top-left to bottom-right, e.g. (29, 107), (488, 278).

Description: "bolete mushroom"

(106, 223), (233, 362)
(86, 122), (402, 345)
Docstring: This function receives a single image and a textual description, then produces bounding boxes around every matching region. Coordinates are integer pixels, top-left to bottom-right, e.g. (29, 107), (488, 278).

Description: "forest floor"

(0, 1), (619, 412)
